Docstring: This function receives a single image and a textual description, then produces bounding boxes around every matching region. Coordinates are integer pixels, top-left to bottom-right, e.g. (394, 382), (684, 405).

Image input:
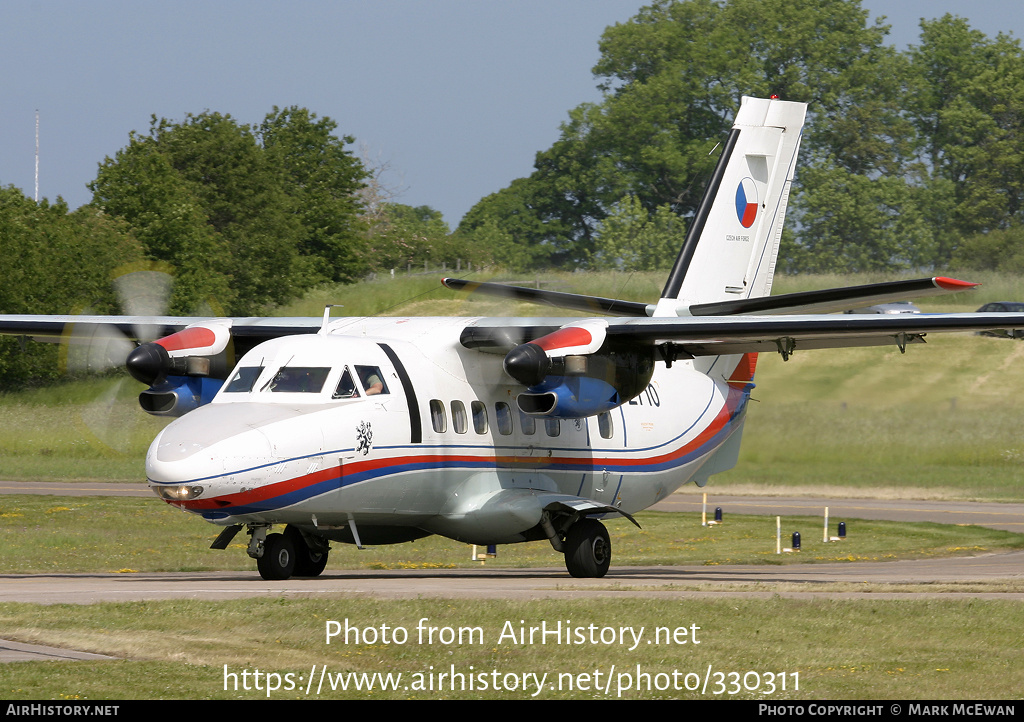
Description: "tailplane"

(655, 96), (807, 317)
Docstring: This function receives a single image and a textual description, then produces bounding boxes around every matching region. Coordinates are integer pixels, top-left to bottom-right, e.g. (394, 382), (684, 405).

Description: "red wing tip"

(934, 276), (980, 290)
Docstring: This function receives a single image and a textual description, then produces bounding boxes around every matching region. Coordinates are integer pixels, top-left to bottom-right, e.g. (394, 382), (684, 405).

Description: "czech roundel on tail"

(4, 96), (1024, 580)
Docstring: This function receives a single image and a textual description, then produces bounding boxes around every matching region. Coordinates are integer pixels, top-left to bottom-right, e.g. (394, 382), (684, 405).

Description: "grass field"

(3, 498), (1022, 574)
(3, 271), (1024, 700)
(3, 596), (1023, 700)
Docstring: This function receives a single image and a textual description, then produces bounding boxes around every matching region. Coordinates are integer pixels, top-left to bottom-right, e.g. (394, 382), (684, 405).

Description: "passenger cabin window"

(545, 418), (560, 437)
(451, 401), (468, 434)
(472, 401), (488, 434)
(224, 366), (264, 393)
(598, 412), (614, 439)
(333, 367), (359, 399)
(495, 402), (513, 435)
(519, 409), (536, 435)
(356, 365), (388, 396)
(265, 367), (330, 393)
(430, 399), (447, 433)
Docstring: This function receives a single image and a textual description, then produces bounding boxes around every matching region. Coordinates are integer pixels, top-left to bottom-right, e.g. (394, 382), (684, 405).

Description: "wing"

(0, 315), (321, 346)
(460, 311), (1024, 361)
(604, 312), (1024, 358)
(0, 313), (323, 415)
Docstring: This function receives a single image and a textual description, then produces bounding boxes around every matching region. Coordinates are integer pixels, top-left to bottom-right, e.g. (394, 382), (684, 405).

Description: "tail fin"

(656, 96), (806, 317)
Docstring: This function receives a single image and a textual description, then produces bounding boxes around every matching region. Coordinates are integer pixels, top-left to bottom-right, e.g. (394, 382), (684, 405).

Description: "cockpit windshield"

(223, 366), (264, 393)
(263, 366), (331, 393)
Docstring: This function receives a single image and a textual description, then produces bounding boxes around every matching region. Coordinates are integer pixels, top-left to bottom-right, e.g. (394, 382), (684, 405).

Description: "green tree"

(86, 134), (233, 314)
(0, 186), (144, 385)
(786, 166), (941, 273)
(592, 195), (684, 271)
(365, 203), (452, 271)
(951, 225), (1024, 274)
(456, 178), (556, 271)
(90, 109), (369, 314)
(908, 15), (1024, 245)
(259, 106), (369, 283)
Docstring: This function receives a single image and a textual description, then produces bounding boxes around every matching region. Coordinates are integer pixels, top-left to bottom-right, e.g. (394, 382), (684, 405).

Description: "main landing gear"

(561, 518), (611, 578)
(248, 525), (330, 581)
(233, 517), (612, 580)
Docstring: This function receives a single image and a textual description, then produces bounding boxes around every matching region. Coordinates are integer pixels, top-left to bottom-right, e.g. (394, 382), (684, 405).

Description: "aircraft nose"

(145, 405), (274, 486)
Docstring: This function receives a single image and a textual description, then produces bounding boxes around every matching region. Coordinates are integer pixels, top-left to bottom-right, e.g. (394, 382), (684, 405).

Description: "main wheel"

(285, 525), (329, 577)
(563, 519), (611, 578)
(257, 532), (295, 580)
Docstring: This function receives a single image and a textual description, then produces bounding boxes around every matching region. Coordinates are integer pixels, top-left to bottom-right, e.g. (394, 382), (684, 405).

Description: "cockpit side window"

(333, 367), (359, 399)
(223, 366), (264, 393)
(355, 365), (388, 396)
(265, 366), (331, 393)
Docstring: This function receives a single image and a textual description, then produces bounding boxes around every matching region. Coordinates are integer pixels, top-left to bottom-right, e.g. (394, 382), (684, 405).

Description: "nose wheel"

(285, 525), (330, 577)
(563, 519), (611, 578)
(252, 525), (330, 580)
(256, 533), (295, 580)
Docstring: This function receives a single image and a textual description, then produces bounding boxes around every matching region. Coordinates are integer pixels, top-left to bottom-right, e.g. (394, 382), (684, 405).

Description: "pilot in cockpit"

(357, 366), (386, 396)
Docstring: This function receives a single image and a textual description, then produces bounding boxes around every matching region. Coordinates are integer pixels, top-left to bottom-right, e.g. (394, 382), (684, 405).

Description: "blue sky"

(1, 1), (1019, 227)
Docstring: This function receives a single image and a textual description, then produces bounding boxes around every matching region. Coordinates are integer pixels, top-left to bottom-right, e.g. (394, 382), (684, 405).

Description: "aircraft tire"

(563, 518), (611, 578)
(257, 533), (296, 580)
(285, 525), (329, 577)
(295, 550), (329, 577)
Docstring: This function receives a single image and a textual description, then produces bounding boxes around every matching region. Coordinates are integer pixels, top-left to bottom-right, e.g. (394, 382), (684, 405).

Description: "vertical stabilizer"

(657, 97), (806, 316)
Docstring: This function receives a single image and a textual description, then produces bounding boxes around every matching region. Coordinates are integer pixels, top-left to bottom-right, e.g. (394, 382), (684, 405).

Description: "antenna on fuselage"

(319, 305), (344, 335)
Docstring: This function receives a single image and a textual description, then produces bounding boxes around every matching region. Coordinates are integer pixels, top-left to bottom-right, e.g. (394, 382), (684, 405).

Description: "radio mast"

(35, 110), (39, 202)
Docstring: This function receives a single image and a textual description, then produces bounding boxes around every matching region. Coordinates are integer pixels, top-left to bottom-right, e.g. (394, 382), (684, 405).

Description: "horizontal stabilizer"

(689, 277), (978, 317)
(442, 278), (652, 317)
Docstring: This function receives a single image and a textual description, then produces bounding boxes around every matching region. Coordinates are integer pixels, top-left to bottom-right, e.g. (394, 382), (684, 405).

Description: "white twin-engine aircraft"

(5, 96), (1024, 580)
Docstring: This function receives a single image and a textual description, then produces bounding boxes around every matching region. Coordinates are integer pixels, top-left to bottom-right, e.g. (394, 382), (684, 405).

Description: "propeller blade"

(62, 321), (136, 375)
(113, 269), (173, 343)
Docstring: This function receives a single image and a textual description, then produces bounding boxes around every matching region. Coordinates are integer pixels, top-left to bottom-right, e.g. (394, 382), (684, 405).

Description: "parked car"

(843, 301), (921, 315)
(976, 302), (1024, 339)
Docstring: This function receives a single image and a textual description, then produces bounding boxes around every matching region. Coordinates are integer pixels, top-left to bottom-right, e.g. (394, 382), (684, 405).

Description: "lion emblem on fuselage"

(356, 421), (373, 455)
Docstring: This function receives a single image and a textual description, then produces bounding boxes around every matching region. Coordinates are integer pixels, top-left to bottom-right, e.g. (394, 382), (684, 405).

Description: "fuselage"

(147, 316), (754, 545)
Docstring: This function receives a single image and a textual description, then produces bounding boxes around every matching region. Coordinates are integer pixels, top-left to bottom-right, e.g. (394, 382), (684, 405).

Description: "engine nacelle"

(126, 321), (233, 417)
(514, 343), (655, 418)
(139, 375), (225, 417)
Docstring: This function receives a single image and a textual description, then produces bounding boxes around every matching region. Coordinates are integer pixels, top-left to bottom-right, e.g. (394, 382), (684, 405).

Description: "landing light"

(153, 484), (204, 501)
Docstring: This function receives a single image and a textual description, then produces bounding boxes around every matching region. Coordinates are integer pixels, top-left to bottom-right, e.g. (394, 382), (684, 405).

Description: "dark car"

(843, 301), (921, 315)
(976, 302), (1024, 338)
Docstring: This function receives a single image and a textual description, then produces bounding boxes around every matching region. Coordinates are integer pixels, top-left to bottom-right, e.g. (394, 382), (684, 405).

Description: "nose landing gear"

(246, 524), (331, 580)
(257, 532), (295, 580)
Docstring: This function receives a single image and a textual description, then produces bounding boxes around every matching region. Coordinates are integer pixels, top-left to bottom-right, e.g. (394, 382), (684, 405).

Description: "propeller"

(61, 265), (176, 454)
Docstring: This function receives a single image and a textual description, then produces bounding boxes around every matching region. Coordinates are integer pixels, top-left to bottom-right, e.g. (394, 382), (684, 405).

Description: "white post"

(776, 517), (781, 554)
(701, 492), (707, 526)
(824, 506), (830, 543)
